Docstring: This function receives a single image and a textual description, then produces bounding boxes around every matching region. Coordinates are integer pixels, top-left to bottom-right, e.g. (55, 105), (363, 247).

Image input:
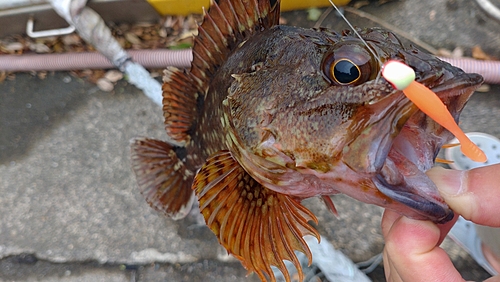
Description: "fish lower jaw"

(233, 132), (454, 223)
(290, 147), (454, 223)
(376, 132), (455, 223)
(372, 172), (454, 224)
(250, 159), (453, 223)
(316, 162), (453, 223)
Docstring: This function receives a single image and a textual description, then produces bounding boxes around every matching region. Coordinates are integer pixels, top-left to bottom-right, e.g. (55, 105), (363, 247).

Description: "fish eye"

(331, 59), (361, 84)
(322, 42), (376, 86)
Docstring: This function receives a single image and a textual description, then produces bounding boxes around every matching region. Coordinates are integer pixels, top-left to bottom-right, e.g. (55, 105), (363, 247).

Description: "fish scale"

(130, 0), (484, 281)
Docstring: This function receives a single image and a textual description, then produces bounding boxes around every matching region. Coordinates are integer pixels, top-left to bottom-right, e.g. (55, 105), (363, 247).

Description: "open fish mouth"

(374, 70), (484, 223)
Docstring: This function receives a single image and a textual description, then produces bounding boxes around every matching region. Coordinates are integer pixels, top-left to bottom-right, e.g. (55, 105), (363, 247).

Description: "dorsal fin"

(190, 0), (281, 92)
(162, 0), (280, 145)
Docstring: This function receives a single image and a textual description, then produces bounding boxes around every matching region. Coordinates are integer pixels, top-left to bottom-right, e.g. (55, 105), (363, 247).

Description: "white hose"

(475, 0), (500, 23)
(48, 0), (163, 106)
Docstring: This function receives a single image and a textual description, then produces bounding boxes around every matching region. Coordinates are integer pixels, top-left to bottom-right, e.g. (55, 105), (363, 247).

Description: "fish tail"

(130, 138), (195, 220)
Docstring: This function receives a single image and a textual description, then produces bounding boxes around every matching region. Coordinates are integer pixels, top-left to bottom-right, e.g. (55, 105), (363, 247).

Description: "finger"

(485, 275), (500, 282)
(427, 164), (500, 226)
(383, 213), (464, 282)
(381, 209), (402, 238)
(382, 211), (404, 282)
(436, 212), (459, 245)
(382, 209), (458, 245)
(383, 249), (404, 282)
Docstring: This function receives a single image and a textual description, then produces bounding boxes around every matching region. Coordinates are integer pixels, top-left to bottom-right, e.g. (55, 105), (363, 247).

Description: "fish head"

(223, 26), (483, 223)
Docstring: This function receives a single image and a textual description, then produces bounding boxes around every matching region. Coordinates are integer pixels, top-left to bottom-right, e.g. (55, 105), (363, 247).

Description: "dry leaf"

(35, 36), (57, 44)
(62, 34), (81, 46)
(353, 1), (370, 9)
(450, 47), (463, 58)
(97, 78), (114, 92)
(30, 43), (51, 53)
(0, 71), (6, 83)
(104, 70), (123, 82)
(377, 0), (395, 4)
(0, 14), (198, 87)
(178, 30), (197, 40)
(37, 71), (47, 80)
(185, 15), (198, 30)
(437, 48), (452, 57)
(86, 69), (105, 84)
(472, 45), (494, 60)
(158, 28), (167, 38)
(4, 42), (24, 52)
(476, 84), (490, 92)
(125, 32), (142, 45)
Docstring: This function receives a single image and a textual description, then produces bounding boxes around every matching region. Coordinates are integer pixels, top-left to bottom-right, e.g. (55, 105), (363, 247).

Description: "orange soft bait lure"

(382, 60), (487, 163)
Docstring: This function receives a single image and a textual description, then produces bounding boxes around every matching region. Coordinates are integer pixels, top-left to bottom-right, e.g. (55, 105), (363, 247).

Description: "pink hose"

(438, 57), (500, 85)
(0, 49), (192, 71)
(0, 50), (498, 85)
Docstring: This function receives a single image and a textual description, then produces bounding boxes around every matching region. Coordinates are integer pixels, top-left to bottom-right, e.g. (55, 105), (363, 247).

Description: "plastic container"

(147, 0), (351, 16)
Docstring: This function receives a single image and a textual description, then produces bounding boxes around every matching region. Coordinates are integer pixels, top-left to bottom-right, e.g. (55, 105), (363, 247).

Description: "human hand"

(382, 164), (500, 282)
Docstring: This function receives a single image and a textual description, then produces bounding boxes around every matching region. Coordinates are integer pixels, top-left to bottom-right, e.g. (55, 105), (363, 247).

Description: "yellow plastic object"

(281, 0), (350, 11)
(147, 0), (351, 16)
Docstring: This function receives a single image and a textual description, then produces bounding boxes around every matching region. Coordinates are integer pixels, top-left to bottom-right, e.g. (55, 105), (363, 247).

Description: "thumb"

(427, 164), (500, 227)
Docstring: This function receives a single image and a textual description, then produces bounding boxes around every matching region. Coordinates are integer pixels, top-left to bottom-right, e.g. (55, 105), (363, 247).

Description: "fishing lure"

(328, 0), (486, 163)
(382, 60), (487, 163)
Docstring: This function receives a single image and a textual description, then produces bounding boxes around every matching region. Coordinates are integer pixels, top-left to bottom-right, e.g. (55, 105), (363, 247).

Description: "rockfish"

(130, 0), (483, 281)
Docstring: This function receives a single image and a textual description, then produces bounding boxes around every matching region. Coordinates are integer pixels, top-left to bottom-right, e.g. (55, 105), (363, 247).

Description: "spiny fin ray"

(162, 68), (198, 145)
(130, 138), (195, 220)
(193, 150), (319, 282)
(189, 0), (280, 96)
(162, 0), (279, 144)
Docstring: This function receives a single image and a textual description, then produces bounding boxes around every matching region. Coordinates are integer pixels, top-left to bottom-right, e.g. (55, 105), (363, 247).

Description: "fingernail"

(426, 167), (467, 196)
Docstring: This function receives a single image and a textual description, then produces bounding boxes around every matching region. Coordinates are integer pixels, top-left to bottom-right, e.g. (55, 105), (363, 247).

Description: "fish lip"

(373, 174), (454, 224)
(429, 72), (484, 97)
(374, 71), (483, 224)
(375, 143), (455, 222)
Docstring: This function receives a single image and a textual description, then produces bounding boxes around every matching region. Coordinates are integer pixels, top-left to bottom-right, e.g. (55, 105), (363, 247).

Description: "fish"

(130, 0), (484, 281)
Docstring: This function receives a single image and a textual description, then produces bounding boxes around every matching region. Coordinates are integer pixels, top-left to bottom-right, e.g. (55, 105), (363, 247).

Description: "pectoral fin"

(193, 150), (319, 282)
(130, 138), (195, 220)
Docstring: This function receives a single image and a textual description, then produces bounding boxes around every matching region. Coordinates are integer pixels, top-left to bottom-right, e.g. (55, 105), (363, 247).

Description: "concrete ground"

(1, 0), (500, 281)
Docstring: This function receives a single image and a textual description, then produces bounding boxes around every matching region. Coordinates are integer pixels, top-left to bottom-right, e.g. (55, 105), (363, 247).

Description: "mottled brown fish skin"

(218, 24), (481, 224)
(194, 26), (391, 170)
(130, 0), (483, 281)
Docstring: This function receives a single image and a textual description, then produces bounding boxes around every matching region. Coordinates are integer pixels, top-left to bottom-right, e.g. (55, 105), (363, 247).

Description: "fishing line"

(327, 0), (383, 81)
(326, 1), (487, 162)
(327, 0), (383, 66)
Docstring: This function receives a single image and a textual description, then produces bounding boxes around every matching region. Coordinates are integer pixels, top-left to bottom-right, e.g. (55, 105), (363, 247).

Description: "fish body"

(131, 0), (483, 281)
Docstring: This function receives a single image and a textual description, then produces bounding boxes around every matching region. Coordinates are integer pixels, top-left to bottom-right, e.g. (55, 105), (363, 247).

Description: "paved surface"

(1, 0), (500, 281)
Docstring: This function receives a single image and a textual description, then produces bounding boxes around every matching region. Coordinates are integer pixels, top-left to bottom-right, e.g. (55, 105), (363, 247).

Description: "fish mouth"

(373, 71), (483, 223)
